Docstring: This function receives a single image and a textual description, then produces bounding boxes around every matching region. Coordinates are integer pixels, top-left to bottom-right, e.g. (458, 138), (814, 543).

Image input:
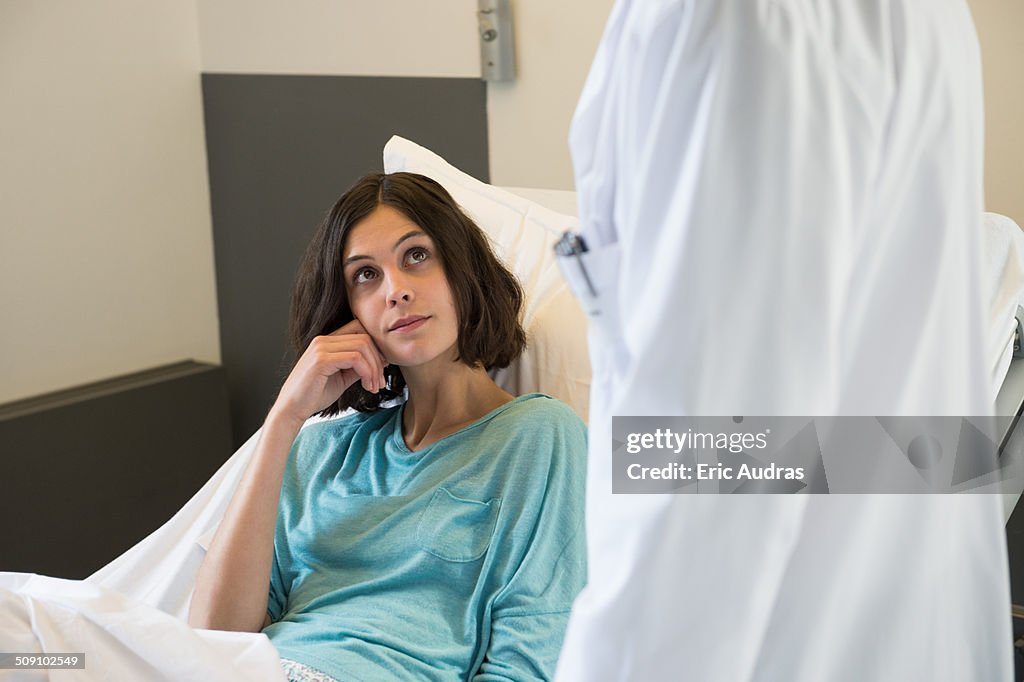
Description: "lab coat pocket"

(556, 238), (621, 342)
(416, 488), (501, 563)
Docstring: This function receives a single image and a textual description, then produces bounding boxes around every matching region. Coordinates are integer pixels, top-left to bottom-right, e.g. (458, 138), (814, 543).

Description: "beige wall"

(197, 0), (479, 78)
(193, 1), (1019, 201)
(0, 1), (219, 403)
(194, 0), (613, 190)
(495, 0), (1023, 202)
(486, 0), (614, 189)
(494, 0), (1022, 200)
(971, 0), (1024, 224)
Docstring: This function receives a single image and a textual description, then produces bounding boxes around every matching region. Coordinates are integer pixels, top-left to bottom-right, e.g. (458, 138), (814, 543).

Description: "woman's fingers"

(309, 334), (384, 392)
(327, 321), (389, 369)
(274, 326), (391, 422)
(321, 350), (378, 392)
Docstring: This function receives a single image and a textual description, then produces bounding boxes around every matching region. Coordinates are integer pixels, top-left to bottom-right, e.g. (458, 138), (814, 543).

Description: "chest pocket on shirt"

(416, 487), (501, 563)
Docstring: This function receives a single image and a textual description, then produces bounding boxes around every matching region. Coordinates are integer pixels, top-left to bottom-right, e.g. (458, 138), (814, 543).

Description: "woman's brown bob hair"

(289, 171), (526, 416)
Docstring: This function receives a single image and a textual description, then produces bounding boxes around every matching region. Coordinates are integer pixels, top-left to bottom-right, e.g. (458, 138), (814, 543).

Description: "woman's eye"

(353, 267), (376, 284)
(406, 248), (429, 265)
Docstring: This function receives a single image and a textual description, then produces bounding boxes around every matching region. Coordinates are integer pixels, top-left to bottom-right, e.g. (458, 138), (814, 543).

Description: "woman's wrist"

(264, 406), (308, 435)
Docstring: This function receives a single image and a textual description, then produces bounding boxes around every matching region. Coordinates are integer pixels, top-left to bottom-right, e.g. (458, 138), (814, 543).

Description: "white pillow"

(383, 136), (591, 422)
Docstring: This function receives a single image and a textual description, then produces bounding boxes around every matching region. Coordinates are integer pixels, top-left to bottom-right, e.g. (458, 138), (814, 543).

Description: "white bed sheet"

(0, 573), (284, 681)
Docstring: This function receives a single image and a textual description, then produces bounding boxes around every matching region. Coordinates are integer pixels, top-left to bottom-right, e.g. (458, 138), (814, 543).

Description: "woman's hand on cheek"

(269, 319), (389, 425)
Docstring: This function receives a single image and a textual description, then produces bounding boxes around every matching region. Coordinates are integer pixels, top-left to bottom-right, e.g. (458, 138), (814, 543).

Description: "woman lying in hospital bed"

(187, 171), (587, 682)
(0, 159), (588, 682)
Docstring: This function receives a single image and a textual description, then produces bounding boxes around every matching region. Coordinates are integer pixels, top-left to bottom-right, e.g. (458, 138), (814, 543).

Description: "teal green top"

(263, 393), (587, 681)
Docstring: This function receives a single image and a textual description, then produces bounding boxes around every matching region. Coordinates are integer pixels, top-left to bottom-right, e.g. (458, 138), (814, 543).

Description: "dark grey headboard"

(201, 74), (489, 446)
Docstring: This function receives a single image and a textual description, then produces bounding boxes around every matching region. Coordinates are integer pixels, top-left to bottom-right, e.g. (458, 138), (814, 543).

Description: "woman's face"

(342, 204), (459, 368)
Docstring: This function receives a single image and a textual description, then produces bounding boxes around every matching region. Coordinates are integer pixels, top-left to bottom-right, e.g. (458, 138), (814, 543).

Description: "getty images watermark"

(612, 416), (1024, 494)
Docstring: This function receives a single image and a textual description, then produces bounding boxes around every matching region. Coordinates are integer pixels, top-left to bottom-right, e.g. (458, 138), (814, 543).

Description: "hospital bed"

(987, 212), (1024, 523)
(2, 136), (1023, 680)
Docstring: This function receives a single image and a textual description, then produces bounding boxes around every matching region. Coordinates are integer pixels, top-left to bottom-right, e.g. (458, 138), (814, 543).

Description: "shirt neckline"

(389, 392), (547, 456)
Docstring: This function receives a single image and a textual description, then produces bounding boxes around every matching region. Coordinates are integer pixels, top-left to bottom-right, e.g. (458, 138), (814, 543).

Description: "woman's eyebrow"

(343, 230), (426, 267)
(392, 229), (427, 251)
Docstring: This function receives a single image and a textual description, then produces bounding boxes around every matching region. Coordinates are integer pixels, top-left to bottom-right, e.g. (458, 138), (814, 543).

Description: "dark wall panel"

(201, 74), (489, 446)
(0, 362), (232, 578)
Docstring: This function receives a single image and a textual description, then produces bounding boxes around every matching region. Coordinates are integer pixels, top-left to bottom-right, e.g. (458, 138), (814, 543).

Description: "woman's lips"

(390, 316), (429, 333)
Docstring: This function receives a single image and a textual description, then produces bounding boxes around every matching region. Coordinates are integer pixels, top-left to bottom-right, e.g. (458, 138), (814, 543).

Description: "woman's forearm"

(188, 318), (384, 631)
(187, 411), (304, 632)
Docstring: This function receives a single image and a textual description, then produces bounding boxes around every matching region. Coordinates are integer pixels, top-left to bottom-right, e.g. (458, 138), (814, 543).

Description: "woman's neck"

(400, 358), (514, 452)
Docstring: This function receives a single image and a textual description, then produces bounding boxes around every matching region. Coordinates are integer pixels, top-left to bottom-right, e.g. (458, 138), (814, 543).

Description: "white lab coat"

(556, 1), (1012, 680)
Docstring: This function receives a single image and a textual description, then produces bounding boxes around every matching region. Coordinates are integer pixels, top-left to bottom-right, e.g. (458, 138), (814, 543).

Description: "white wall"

(0, 1), (219, 403)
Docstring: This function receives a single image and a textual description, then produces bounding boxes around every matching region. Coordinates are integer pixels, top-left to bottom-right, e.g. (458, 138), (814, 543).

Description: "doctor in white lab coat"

(555, 1), (1013, 680)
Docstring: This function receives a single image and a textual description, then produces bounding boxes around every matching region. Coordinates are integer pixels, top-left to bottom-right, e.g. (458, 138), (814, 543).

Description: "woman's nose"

(386, 272), (414, 306)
